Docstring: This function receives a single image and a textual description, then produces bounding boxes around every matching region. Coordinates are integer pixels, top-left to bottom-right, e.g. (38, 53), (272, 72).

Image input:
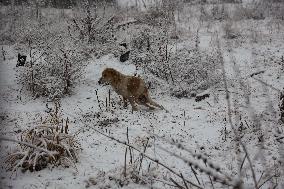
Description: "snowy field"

(0, 0), (284, 189)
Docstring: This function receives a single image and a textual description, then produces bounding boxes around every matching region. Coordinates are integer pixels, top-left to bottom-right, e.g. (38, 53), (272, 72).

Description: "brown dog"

(98, 68), (164, 111)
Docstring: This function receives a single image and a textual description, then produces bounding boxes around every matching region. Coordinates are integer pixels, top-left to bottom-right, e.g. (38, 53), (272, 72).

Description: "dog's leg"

(129, 97), (138, 111)
(135, 96), (155, 110)
(123, 97), (128, 108)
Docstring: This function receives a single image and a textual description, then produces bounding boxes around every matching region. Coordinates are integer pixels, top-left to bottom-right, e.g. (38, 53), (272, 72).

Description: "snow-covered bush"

(130, 26), (167, 63)
(168, 48), (222, 97)
(130, 27), (221, 97)
(16, 28), (87, 99)
(14, 4), (120, 99)
(68, 3), (124, 58)
(5, 102), (80, 172)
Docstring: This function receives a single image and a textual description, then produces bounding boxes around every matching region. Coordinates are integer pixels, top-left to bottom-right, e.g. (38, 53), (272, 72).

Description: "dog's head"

(98, 68), (118, 85)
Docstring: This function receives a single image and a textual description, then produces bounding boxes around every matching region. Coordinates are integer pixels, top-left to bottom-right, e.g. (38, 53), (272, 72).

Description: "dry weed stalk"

(4, 102), (80, 173)
(90, 126), (203, 189)
(91, 126), (244, 188)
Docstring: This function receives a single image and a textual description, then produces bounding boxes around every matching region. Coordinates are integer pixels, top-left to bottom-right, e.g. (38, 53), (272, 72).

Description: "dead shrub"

(4, 102), (80, 173)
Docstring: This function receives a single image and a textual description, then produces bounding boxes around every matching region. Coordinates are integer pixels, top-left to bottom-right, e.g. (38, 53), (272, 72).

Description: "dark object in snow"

(119, 43), (127, 49)
(45, 103), (52, 113)
(250, 70), (265, 77)
(280, 89), (284, 123)
(2, 46), (5, 61)
(120, 51), (130, 62)
(171, 90), (196, 99)
(16, 53), (27, 67)
(172, 90), (189, 98)
(99, 118), (119, 127)
(190, 93), (197, 97)
(195, 93), (210, 102)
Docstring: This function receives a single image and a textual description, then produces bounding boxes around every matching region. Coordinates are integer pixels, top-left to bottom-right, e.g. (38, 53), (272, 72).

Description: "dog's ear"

(104, 68), (117, 78)
(110, 70), (117, 77)
(18, 53), (21, 59)
(107, 68), (116, 75)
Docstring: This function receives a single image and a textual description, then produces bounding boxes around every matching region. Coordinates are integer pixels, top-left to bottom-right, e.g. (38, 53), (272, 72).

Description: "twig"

(257, 171), (264, 185)
(90, 128), (203, 189)
(12, 149), (30, 172)
(126, 127), (133, 164)
(241, 143), (258, 188)
(180, 173), (189, 189)
(208, 175), (215, 189)
(95, 90), (102, 111)
(124, 147), (127, 177)
(258, 174), (276, 189)
(251, 77), (281, 93)
(170, 177), (185, 189)
(240, 153), (247, 172)
(2, 46), (5, 61)
(191, 165), (201, 185)
(150, 132), (229, 179)
(158, 146), (234, 186)
(138, 137), (149, 174)
(108, 89), (111, 108)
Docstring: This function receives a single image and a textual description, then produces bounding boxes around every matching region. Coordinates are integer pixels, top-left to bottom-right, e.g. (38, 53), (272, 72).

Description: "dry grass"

(4, 102), (80, 173)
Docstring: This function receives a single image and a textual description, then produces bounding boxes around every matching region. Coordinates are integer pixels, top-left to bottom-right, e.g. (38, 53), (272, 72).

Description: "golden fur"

(98, 68), (164, 111)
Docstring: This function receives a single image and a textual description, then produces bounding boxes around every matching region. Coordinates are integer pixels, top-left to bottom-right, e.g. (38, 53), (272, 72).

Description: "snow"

(1, 1), (284, 189)
(0, 47), (224, 189)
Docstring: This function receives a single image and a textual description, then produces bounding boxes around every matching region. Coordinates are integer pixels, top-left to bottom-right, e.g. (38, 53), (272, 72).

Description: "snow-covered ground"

(1, 2), (284, 189)
(1, 47), (224, 188)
